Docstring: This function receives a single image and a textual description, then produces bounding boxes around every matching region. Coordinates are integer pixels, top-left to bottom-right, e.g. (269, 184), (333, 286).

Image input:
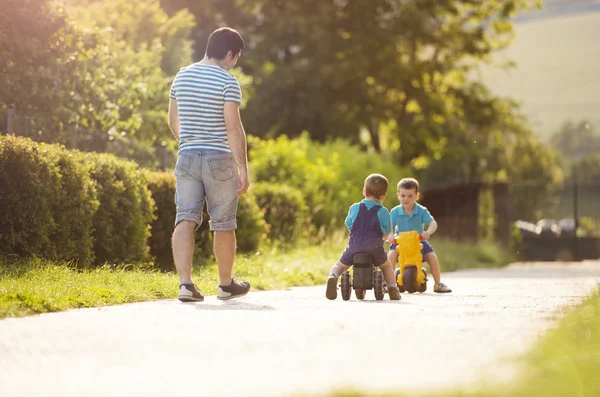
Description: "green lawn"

(0, 236), (512, 319)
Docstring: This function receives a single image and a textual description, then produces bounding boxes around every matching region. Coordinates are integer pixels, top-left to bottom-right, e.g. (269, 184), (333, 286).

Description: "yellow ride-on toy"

(393, 231), (428, 293)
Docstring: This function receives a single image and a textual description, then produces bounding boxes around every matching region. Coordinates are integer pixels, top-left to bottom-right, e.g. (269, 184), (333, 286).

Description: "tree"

(550, 120), (600, 161)
(67, 0), (196, 146)
(0, 0), (71, 131)
(1, 0), (196, 164)
(160, 0), (539, 152)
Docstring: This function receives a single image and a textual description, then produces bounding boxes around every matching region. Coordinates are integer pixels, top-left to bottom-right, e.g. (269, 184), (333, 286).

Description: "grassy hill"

(478, 7), (600, 139)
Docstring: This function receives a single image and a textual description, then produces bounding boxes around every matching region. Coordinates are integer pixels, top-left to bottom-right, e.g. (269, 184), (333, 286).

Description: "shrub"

(146, 172), (177, 271)
(0, 135), (98, 264)
(251, 182), (310, 243)
(84, 152), (155, 265)
(236, 192), (268, 253)
(248, 133), (411, 235)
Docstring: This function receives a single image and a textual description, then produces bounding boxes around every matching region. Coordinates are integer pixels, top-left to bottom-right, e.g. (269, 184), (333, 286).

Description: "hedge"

(0, 135), (98, 263)
(84, 152), (154, 265)
(0, 135), (153, 266)
(2, 133), (411, 269)
(251, 182), (310, 243)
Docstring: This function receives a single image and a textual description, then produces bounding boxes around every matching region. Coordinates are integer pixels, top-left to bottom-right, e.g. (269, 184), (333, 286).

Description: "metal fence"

(419, 179), (600, 261)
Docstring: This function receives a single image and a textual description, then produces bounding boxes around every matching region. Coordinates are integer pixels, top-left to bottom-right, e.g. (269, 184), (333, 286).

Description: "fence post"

(7, 104), (15, 134)
(493, 182), (511, 245)
(573, 166), (580, 261)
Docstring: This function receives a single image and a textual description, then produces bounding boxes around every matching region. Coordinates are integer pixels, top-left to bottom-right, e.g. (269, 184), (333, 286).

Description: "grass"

(431, 238), (513, 272)
(0, 235), (512, 319)
(319, 288), (600, 397)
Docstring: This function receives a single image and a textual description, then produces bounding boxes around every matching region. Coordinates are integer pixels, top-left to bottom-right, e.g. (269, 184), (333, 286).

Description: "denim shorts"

(174, 150), (239, 231)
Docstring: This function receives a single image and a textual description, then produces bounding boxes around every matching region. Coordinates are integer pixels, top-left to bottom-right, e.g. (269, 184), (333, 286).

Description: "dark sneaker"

(217, 278), (251, 300)
(326, 274), (338, 300)
(178, 283), (204, 302)
(388, 286), (401, 301)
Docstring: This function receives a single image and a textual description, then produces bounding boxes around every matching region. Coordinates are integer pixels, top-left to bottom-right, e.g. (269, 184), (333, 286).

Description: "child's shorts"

(340, 238), (388, 267)
(389, 240), (434, 262)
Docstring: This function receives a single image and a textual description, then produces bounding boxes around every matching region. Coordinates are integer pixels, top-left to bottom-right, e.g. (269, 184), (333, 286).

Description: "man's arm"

(224, 101), (249, 195)
(168, 98), (180, 142)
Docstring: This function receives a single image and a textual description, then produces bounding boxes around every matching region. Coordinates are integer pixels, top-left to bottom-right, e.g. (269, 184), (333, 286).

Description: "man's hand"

(237, 171), (249, 196)
(421, 231), (432, 240)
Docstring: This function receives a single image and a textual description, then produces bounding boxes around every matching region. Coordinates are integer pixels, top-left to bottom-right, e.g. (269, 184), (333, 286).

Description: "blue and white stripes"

(170, 64), (242, 154)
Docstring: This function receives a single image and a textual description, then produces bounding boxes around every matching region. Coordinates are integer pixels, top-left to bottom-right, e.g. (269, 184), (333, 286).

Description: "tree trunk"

(369, 117), (381, 152)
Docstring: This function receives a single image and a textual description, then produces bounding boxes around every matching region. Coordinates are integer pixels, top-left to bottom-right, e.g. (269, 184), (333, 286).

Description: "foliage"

(0, 136), (155, 266)
(236, 192), (269, 253)
(251, 182), (310, 244)
(550, 120), (600, 161)
(0, 0), (194, 163)
(145, 172), (177, 271)
(550, 120), (600, 182)
(84, 152), (155, 265)
(248, 134), (411, 234)
(165, 0), (540, 159)
(0, 135), (98, 263)
(68, 0), (196, 145)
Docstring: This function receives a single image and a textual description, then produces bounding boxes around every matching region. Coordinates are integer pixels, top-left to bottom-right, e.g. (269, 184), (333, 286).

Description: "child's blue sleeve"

(377, 207), (392, 235)
(345, 204), (359, 231)
(422, 207), (434, 224)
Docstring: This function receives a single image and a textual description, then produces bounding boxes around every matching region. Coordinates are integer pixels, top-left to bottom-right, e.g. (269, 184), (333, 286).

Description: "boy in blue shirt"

(326, 174), (401, 300)
(388, 178), (452, 293)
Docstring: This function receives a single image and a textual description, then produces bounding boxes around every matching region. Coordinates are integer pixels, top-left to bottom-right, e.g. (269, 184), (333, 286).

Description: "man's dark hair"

(364, 174), (389, 200)
(398, 178), (419, 193)
(206, 27), (245, 60)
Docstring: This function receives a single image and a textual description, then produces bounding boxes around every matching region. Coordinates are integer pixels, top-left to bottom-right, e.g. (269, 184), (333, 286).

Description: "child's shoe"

(434, 282), (452, 293)
(388, 286), (401, 300)
(326, 274), (338, 300)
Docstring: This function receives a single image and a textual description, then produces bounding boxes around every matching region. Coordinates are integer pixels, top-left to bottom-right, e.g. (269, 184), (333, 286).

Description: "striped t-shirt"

(169, 63), (242, 154)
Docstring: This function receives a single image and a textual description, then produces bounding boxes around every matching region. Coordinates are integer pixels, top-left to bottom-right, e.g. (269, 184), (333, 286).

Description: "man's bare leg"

(173, 220), (204, 301)
(172, 220), (196, 282)
(214, 230), (235, 285)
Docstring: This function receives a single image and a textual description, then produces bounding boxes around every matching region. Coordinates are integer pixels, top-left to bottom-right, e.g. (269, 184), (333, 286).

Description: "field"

(479, 8), (600, 138)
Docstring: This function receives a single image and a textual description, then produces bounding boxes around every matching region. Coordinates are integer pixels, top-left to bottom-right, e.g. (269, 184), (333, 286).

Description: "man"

(168, 27), (250, 302)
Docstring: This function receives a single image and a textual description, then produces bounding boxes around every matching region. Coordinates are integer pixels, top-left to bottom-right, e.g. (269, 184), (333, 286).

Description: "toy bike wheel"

(402, 266), (419, 293)
(355, 289), (366, 300)
(374, 271), (385, 300)
(395, 268), (405, 293)
(418, 268), (428, 293)
(341, 271), (352, 301)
